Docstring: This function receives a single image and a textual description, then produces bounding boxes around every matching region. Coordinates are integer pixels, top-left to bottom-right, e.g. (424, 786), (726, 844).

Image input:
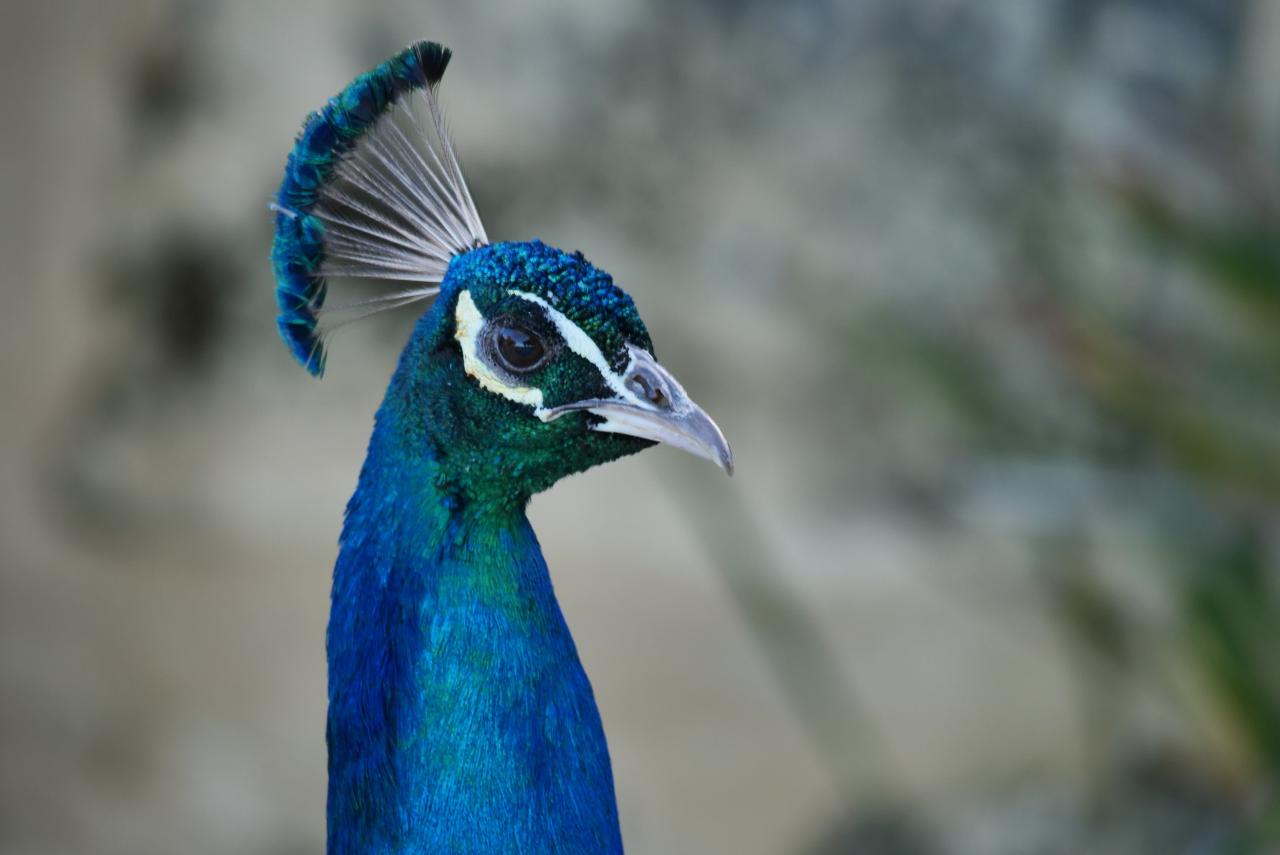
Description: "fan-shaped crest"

(271, 41), (487, 375)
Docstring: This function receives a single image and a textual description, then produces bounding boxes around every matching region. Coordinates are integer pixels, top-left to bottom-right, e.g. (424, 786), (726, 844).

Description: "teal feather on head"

(448, 239), (653, 371)
(270, 40), (474, 375)
(269, 40), (733, 855)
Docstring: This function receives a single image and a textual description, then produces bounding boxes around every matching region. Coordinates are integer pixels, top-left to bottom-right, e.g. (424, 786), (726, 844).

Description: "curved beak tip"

(550, 345), (736, 478)
(720, 447), (735, 477)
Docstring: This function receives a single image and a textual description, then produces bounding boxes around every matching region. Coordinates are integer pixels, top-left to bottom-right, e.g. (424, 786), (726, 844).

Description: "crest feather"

(271, 41), (486, 375)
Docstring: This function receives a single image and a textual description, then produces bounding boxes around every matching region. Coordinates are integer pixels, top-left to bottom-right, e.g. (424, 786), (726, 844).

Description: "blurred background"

(3, 0), (1280, 852)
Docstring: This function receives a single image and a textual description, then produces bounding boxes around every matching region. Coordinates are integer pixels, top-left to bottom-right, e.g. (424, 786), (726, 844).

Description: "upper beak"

(541, 345), (734, 475)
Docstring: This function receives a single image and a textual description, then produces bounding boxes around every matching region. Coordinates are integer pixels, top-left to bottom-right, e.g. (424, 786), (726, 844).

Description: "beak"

(541, 345), (734, 475)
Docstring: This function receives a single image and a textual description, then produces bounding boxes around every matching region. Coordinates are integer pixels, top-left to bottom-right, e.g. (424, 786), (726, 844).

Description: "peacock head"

(392, 240), (730, 501)
(270, 42), (730, 505)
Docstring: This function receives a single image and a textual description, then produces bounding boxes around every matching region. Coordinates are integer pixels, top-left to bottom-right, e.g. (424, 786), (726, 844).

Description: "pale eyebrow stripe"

(506, 290), (645, 407)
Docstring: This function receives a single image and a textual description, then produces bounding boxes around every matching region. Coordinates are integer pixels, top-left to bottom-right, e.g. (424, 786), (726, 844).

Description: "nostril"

(627, 371), (669, 408)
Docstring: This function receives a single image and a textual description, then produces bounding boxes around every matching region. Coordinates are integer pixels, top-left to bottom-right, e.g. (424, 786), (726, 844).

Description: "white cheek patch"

(453, 290), (545, 410)
(453, 288), (649, 421)
(506, 290), (647, 411)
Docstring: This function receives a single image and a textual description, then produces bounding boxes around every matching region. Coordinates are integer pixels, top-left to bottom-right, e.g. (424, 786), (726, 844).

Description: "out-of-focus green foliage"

(839, 170), (1280, 847)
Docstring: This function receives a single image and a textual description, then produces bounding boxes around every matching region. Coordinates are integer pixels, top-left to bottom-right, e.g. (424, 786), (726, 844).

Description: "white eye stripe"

(454, 290), (545, 409)
(453, 288), (646, 420)
(506, 290), (645, 408)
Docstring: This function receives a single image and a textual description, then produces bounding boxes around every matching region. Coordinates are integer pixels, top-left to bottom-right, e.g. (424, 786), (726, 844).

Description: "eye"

(493, 323), (547, 372)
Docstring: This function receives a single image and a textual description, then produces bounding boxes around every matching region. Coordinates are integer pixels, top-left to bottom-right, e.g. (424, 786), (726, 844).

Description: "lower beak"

(541, 346), (734, 475)
(582, 397), (734, 475)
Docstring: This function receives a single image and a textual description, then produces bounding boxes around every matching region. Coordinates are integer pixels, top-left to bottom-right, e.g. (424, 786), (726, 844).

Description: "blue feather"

(325, 274), (625, 853)
(271, 41), (731, 855)
(271, 41), (453, 376)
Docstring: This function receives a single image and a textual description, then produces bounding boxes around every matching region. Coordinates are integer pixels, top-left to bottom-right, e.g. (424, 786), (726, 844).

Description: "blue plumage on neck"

(325, 317), (623, 854)
(268, 35), (734, 853)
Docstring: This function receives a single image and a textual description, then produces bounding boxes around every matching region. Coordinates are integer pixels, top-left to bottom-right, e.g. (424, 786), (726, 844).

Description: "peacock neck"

(324, 386), (623, 855)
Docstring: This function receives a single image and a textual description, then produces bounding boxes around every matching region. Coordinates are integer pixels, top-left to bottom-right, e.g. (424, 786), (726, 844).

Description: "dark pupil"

(496, 325), (545, 370)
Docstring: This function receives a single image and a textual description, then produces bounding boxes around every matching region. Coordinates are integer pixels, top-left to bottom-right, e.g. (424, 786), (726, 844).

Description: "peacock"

(270, 41), (732, 853)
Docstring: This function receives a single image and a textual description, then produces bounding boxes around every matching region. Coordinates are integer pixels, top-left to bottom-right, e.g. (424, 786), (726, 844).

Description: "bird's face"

(397, 241), (731, 507)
